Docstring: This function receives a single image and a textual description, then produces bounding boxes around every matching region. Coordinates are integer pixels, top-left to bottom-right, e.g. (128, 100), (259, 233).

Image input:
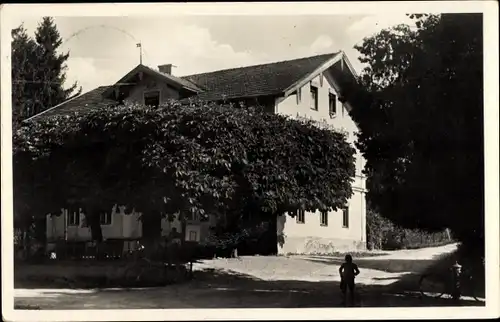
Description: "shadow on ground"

(14, 268), (485, 310)
(304, 254), (441, 274)
(304, 250), (484, 300)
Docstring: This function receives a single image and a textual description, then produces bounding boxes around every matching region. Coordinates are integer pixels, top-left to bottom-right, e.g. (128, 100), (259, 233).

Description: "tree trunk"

(88, 213), (103, 242)
(180, 216), (187, 247)
(141, 211), (163, 259)
(142, 211), (162, 241)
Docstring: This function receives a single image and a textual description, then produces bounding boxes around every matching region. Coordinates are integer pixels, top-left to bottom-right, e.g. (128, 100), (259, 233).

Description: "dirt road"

(14, 243), (484, 309)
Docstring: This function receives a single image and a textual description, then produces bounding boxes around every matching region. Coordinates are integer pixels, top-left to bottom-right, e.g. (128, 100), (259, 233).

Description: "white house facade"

(46, 207), (216, 249)
(275, 66), (367, 254)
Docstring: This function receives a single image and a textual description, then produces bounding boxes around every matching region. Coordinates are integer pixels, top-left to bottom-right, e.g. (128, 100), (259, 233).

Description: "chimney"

(158, 64), (173, 75)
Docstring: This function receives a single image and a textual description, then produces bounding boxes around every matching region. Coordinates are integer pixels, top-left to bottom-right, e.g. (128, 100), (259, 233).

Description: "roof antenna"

(136, 42), (143, 65)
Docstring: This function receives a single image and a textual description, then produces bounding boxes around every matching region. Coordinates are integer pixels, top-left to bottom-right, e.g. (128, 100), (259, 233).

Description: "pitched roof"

(142, 65), (203, 92)
(25, 86), (115, 121)
(26, 52), (341, 121)
(182, 52), (339, 101)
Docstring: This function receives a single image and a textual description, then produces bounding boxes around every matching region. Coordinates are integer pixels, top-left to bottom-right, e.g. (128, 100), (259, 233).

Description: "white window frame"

(67, 210), (80, 226)
(320, 211), (328, 226)
(329, 92), (337, 118)
(296, 209), (305, 224)
(100, 212), (112, 226)
(342, 207), (349, 228)
(310, 85), (318, 111)
(143, 90), (161, 107)
(188, 230), (198, 242)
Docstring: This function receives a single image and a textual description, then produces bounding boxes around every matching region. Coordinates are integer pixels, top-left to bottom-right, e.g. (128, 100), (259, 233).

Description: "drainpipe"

(360, 191), (364, 246)
(64, 209), (68, 241)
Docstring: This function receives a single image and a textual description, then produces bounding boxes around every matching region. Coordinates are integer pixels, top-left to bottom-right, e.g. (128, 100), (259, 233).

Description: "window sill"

(297, 221), (305, 224)
(320, 224), (328, 227)
(342, 225), (349, 229)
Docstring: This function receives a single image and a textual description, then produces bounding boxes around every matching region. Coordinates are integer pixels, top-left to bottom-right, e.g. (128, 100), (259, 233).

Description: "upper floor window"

(320, 211), (328, 226)
(329, 93), (337, 118)
(310, 85), (318, 111)
(296, 209), (305, 224)
(100, 212), (112, 226)
(144, 90), (160, 107)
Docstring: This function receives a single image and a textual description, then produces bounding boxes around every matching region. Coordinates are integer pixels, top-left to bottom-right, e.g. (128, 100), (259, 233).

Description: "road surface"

(14, 243), (484, 309)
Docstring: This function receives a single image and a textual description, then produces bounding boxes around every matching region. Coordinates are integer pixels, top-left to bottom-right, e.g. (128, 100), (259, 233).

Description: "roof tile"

(28, 52), (339, 120)
(27, 86), (115, 120)
(182, 52), (338, 101)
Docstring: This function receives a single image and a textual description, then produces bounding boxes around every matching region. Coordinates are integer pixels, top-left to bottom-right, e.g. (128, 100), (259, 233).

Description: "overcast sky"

(11, 14), (414, 92)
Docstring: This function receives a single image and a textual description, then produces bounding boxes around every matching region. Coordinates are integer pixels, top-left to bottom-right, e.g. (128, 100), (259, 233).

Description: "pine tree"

(11, 17), (82, 122)
(33, 17), (82, 115)
(11, 24), (40, 124)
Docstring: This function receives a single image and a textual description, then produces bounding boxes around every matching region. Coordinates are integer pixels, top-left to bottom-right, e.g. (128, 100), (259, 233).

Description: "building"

(28, 51), (366, 255)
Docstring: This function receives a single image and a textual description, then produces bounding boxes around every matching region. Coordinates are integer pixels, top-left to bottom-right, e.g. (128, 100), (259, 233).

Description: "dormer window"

(144, 90), (160, 107)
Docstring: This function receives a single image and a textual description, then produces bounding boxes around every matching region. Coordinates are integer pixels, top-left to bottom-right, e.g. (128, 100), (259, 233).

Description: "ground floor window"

(67, 210), (80, 226)
(342, 207), (349, 228)
(296, 209), (305, 224)
(188, 230), (198, 242)
(100, 212), (112, 225)
(320, 211), (328, 226)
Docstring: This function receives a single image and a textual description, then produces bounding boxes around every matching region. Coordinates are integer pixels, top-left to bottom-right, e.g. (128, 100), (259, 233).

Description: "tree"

(14, 100), (356, 246)
(11, 17), (82, 123)
(33, 17), (82, 115)
(339, 14), (484, 253)
(11, 24), (39, 125)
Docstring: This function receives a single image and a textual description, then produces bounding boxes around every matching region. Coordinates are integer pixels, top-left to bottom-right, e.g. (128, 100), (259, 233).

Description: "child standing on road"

(339, 254), (360, 305)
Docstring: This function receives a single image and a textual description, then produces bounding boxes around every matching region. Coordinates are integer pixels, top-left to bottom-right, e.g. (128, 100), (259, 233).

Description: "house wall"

(46, 206), (143, 242)
(125, 75), (180, 105)
(47, 206), (217, 244)
(160, 214), (217, 243)
(275, 70), (367, 254)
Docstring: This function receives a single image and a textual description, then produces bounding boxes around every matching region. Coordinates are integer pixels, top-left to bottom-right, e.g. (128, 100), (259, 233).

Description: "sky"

(11, 14), (414, 93)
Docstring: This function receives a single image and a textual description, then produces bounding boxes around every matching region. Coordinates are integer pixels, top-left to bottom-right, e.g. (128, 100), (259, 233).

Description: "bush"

(367, 209), (453, 250)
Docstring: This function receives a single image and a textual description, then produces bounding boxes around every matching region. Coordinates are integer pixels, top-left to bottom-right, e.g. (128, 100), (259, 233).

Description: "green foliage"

(339, 14), (484, 251)
(366, 209), (452, 250)
(14, 100), (356, 240)
(11, 25), (39, 124)
(11, 17), (82, 124)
